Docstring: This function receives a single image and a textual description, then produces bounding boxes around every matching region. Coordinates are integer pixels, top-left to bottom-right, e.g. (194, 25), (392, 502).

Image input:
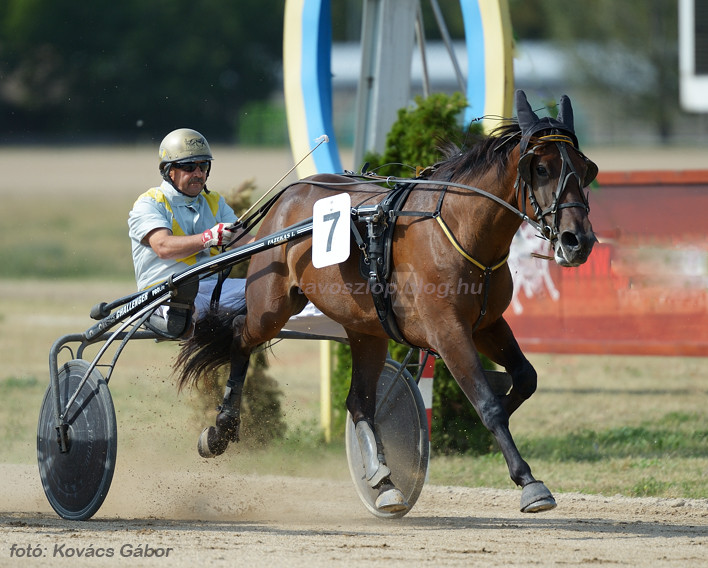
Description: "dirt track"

(1, 463), (707, 567)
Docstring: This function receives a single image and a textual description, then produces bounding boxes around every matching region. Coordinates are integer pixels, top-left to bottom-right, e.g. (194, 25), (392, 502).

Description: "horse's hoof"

(215, 411), (240, 443)
(375, 487), (409, 513)
(197, 426), (229, 458)
(520, 480), (557, 513)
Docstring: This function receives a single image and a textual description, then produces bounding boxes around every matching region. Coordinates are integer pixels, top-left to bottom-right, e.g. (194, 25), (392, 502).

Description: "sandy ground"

(1, 463), (707, 568)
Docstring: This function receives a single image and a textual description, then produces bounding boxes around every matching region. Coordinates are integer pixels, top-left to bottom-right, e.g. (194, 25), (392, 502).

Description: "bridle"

(515, 133), (597, 243)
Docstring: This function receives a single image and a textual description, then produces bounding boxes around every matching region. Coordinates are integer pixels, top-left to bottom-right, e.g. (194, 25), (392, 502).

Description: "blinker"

(518, 151), (534, 185)
(583, 157), (598, 187)
(518, 147), (598, 188)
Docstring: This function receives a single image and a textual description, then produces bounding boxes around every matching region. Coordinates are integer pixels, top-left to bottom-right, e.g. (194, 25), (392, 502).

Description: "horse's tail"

(173, 307), (246, 392)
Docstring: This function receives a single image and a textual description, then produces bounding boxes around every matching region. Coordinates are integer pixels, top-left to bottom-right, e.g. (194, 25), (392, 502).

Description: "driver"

(129, 128), (248, 317)
(128, 128), (345, 337)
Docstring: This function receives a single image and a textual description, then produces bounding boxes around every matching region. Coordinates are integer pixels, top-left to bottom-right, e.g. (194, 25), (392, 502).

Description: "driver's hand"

(201, 222), (239, 248)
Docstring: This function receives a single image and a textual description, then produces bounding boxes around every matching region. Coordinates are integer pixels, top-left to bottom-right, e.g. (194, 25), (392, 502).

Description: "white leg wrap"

(355, 421), (391, 487)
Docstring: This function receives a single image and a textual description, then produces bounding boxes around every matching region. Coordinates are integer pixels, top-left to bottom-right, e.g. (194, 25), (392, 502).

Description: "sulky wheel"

(37, 359), (117, 521)
(345, 358), (429, 519)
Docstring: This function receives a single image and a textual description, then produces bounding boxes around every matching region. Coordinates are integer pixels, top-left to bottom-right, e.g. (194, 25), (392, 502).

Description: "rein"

(355, 133), (588, 335)
(227, 132), (587, 340)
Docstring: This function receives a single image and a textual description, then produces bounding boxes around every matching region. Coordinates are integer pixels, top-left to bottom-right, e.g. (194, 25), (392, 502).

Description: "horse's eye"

(536, 165), (548, 177)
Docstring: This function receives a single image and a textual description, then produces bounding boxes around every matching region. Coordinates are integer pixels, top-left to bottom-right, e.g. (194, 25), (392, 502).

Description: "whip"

(239, 134), (329, 220)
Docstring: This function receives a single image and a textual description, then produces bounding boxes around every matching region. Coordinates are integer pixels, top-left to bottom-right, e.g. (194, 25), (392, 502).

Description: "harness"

(348, 132), (592, 347)
(349, 172), (511, 346)
(349, 182), (415, 346)
(206, 132), (594, 348)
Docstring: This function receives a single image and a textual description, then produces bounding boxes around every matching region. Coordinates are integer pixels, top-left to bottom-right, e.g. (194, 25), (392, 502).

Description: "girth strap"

(354, 183), (416, 347)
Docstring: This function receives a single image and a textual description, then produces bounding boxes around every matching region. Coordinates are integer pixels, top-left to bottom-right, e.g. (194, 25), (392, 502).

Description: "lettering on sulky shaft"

(266, 231), (294, 246)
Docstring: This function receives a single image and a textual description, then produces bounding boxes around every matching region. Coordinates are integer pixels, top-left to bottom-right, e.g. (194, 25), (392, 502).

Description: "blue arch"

(284, 0), (512, 175)
(461, 1), (485, 124)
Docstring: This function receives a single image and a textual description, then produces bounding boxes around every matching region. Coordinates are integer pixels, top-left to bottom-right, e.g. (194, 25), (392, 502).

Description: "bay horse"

(175, 90), (598, 514)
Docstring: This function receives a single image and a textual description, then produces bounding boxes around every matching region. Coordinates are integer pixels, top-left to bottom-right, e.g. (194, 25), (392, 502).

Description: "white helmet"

(158, 128), (213, 176)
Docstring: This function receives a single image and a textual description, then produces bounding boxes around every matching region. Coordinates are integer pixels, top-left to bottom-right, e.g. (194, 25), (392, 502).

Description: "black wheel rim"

(37, 360), (117, 521)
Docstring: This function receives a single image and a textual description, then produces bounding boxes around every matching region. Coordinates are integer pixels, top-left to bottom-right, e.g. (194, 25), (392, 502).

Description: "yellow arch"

(479, 0), (514, 132)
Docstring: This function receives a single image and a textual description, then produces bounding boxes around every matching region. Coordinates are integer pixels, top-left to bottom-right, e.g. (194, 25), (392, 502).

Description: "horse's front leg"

(437, 328), (555, 513)
(347, 332), (409, 513)
(198, 315), (251, 458)
(474, 316), (537, 418)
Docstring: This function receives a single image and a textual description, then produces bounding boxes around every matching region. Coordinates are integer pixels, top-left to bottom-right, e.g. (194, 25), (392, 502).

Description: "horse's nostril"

(560, 231), (579, 250)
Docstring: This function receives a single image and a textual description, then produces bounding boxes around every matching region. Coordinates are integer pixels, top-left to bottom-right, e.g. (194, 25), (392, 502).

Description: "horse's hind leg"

(347, 333), (408, 513)
(198, 314), (251, 458)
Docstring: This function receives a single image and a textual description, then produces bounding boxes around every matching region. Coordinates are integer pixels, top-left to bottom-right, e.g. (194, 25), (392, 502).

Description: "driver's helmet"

(158, 128), (213, 177)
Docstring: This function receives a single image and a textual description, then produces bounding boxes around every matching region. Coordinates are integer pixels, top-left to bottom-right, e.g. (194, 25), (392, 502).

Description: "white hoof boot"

(355, 421), (391, 487)
(197, 427), (216, 458)
(375, 487), (409, 513)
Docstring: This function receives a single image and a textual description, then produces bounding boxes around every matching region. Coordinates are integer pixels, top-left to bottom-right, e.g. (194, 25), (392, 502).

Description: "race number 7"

(322, 211), (340, 252)
(312, 193), (351, 268)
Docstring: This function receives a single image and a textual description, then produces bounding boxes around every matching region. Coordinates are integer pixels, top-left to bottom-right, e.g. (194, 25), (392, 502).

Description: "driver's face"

(169, 161), (210, 196)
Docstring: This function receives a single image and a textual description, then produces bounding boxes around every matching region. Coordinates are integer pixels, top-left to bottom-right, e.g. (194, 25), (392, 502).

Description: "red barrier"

(505, 170), (708, 356)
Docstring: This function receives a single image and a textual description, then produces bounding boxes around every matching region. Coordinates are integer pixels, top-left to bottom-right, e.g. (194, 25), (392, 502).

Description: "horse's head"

(515, 90), (597, 267)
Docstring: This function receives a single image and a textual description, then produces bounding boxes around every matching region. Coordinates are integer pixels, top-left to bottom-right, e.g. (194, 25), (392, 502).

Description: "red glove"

(201, 223), (238, 248)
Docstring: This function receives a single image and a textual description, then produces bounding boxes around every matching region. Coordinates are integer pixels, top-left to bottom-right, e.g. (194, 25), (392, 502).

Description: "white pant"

(195, 278), (347, 338)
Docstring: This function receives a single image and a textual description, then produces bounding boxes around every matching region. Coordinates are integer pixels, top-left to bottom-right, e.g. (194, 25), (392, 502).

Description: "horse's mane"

(434, 121), (521, 183)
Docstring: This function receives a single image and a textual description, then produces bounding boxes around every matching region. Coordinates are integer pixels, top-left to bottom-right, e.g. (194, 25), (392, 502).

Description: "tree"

(0, 0), (284, 142)
(510, 0), (680, 143)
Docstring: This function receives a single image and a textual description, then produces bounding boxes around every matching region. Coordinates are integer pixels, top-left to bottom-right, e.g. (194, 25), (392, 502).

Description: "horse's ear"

(515, 90), (539, 133)
(557, 95), (574, 133)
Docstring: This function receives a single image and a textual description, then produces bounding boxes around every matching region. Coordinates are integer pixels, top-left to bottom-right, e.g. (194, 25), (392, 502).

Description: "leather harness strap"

(354, 174), (511, 345)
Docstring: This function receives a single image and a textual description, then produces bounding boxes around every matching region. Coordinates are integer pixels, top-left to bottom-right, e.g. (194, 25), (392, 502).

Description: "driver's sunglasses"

(173, 161), (210, 173)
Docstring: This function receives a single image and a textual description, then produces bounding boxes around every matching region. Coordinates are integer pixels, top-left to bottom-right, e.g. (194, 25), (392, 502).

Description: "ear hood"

(516, 90), (579, 153)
